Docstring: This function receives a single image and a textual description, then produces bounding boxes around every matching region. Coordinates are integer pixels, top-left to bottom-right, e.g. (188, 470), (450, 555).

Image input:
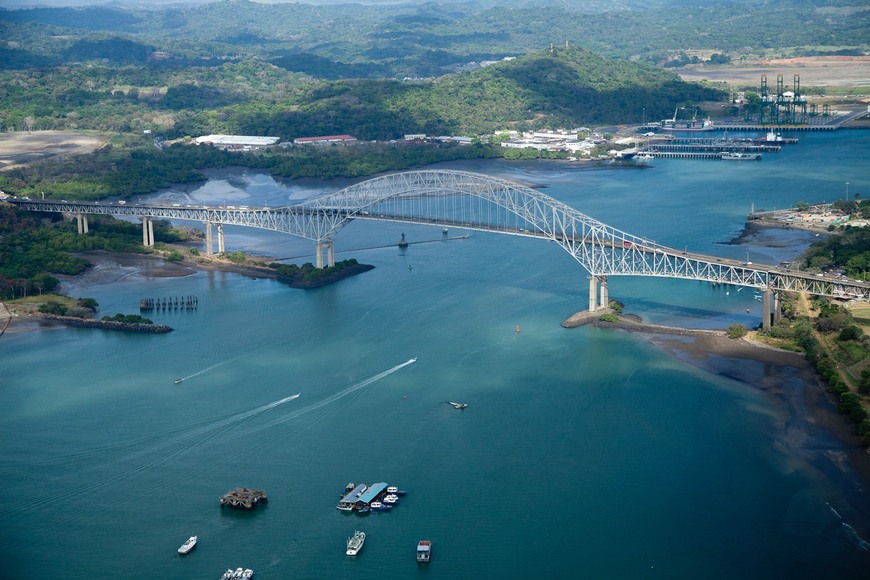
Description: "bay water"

(2, 130), (870, 578)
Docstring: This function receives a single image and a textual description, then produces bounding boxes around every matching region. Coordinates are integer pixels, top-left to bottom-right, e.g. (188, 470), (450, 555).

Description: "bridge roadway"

(6, 169), (870, 326)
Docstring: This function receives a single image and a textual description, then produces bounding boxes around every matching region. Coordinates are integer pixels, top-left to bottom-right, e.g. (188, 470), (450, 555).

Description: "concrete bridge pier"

(314, 242), (335, 269)
(217, 224), (225, 254)
(141, 217), (154, 247)
(762, 288), (772, 330)
(205, 221), (213, 256)
(588, 275), (609, 312)
(773, 292), (782, 325)
(76, 213), (89, 235)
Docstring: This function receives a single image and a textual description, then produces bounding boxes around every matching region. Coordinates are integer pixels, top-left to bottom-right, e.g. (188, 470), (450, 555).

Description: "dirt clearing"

(0, 131), (107, 171)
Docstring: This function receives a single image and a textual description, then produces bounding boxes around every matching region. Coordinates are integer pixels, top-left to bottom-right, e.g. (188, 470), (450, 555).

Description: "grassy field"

(849, 303), (870, 334)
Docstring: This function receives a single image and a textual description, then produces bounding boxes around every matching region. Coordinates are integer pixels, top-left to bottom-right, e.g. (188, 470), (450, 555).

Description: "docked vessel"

(370, 501), (392, 511)
(416, 540), (432, 562)
(346, 530), (366, 556)
(382, 494), (399, 505)
(220, 569), (252, 579)
(720, 151), (761, 161)
(386, 486), (406, 496)
(177, 535), (197, 555)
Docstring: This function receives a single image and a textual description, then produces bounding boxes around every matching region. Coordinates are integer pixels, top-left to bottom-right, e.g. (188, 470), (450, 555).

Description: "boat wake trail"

(0, 393), (303, 526)
(240, 358), (416, 437)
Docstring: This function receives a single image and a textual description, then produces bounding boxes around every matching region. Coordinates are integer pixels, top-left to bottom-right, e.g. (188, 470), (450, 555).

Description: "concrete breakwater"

(40, 314), (173, 333)
(562, 309), (725, 337)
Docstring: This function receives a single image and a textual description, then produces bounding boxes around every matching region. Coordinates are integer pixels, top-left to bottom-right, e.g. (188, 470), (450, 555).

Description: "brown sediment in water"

(564, 308), (870, 533)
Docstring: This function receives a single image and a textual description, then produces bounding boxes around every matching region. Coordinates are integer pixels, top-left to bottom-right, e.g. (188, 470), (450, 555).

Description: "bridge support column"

(205, 221), (213, 256)
(773, 292), (782, 325)
(315, 242), (324, 269)
(588, 276), (598, 312)
(327, 242), (335, 268)
(588, 276), (608, 312)
(599, 276), (609, 310)
(217, 224), (225, 254)
(762, 289), (772, 330)
(77, 214), (89, 235)
(141, 217), (154, 247)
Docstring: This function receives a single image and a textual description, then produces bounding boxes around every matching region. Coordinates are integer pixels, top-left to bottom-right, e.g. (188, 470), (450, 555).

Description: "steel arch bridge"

(6, 169), (870, 317)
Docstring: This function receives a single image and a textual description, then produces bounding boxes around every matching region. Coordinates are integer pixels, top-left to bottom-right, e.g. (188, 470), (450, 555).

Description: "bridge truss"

(6, 169), (870, 305)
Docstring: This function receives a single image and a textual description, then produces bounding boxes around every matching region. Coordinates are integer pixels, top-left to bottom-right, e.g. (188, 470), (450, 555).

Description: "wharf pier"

(219, 488), (267, 510)
(140, 295), (198, 311)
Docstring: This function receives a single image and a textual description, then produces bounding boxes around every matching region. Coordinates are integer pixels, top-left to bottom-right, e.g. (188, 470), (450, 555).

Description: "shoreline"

(564, 307), (870, 536)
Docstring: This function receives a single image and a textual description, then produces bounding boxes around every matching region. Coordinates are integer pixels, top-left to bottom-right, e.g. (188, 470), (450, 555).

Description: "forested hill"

(208, 46), (723, 139)
(0, 0), (866, 76)
(404, 46), (722, 134)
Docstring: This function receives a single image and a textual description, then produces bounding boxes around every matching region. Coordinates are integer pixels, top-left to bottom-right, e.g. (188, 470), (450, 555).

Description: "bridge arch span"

(304, 169), (652, 276)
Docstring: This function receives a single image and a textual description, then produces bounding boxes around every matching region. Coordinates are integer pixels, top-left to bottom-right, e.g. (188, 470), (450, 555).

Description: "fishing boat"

(720, 151), (761, 161)
(346, 530), (366, 556)
(416, 540), (432, 562)
(177, 535), (197, 555)
(448, 401), (468, 409)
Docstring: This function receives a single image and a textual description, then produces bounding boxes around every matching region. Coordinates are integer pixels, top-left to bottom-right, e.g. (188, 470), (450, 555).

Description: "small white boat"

(448, 401), (468, 409)
(370, 501), (392, 511)
(241, 570), (253, 580)
(417, 540), (432, 562)
(386, 486), (406, 495)
(177, 535), (197, 555)
(346, 530), (366, 556)
(720, 151), (761, 161)
(221, 570), (235, 580)
(382, 494), (399, 504)
(174, 378), (184, 384)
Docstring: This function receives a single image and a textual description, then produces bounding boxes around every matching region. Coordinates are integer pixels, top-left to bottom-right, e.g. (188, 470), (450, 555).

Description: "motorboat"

(177, 535), (197, 555)
(386, 486), (406, 496)
(370, 501), (392, 511)
(382, 494), (399, 505)
(346, 530), (366, 556)
(416, 540), (432, 562)
(448, 401), (468, 409)
(720, 151), (761, 161)
(174, 378), (184, 384)
(241, 571), (253, 580)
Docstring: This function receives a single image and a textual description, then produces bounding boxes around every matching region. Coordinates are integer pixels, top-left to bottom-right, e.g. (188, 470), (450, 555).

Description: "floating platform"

(220, 488), (267, 510)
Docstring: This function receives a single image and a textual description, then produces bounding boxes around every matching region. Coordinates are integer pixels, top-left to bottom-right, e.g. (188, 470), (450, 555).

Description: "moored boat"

(346, 530), (366, 556)
(720, 151), (761, 161)
(370, 501), (392, 511)
(416, 540), (432, 562)
(177, 535), (197, 555)
(386, 486), (406, 496)
(382, 494), (399, 505)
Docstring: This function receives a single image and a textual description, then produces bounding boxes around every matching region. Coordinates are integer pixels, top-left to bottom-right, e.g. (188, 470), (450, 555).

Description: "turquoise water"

(2, 131), (870, 578)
